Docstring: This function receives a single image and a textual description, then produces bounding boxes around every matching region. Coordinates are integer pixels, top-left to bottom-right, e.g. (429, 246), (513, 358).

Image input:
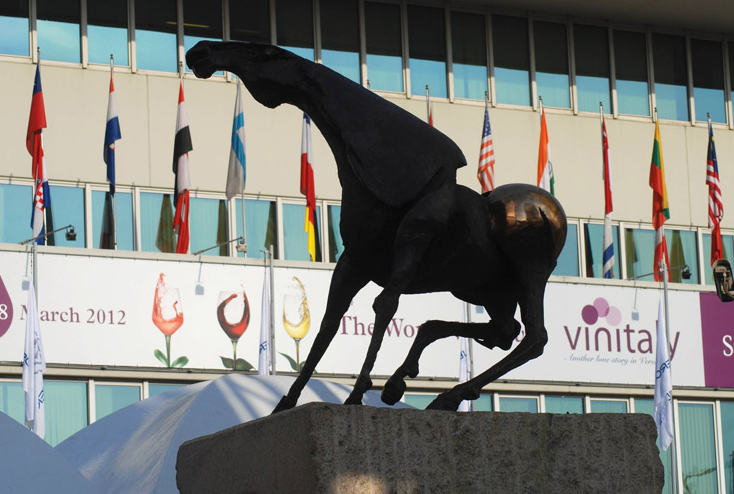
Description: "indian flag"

(537, 106), (554, 195)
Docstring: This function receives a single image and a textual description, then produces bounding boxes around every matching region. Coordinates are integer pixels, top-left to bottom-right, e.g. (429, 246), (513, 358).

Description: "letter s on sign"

(724, 335), (734, 358)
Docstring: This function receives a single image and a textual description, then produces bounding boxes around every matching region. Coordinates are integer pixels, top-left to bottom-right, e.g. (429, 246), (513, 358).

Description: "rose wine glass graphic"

(152, 273), (188, 368)
(217, 289), (251, 370)
(282, 277), (311, 371)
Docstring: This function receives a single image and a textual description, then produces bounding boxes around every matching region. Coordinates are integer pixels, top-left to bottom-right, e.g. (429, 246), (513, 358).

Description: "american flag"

(706, 119), (723, 264)
(476, 104), (495, 193)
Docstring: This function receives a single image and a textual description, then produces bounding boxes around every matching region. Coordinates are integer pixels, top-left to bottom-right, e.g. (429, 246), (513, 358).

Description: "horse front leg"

(273, 251), (368, 414)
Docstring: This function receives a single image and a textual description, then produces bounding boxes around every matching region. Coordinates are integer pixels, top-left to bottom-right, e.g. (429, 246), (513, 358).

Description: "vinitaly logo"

(0, 274), (13, 338)
(581, 297), (621, 327)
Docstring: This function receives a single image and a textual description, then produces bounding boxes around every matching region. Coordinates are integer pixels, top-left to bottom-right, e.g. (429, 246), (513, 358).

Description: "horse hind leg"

(382, 293), (520, 406)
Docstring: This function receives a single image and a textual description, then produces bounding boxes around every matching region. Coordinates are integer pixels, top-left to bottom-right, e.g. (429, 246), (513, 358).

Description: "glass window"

(135, 0), (178, 72)
(95, 384), (140, 421)
(190, 197), (228, 256)
(408, 5), (446, 99)
(614, 30), (650, 116)
(48, 185), (86, 248)
(691, 39), (727, 124)
(327, 205), (343, 263)
(406, 394), (437, 410)
(474, 394), (492, 411)
(653, 33), (689, 121)
(625, 228), (655, 281)
(534, 21), (570, 108)
(44, 381), (88, 446)
(275, 0), (313, 60)
(183, 0), (222, 75)
(88, 0), (129, 66)
(492, 15), (530, 106)
(37, 0), (81, 63)
(499, 396), (538, 412)
(553, 223), (579, 277)
(702, 233), (734, 285)
(574, 25), (611, 113)
(140, 192), (175, 253)
(91, 191), (134, 251)
(320, 0), (359, 84)
(0, 381), (24, 425)
(636, 398), (674, 494)
(451, 11), (487, 100)
(667, 229), (699, 284)
(583, 223), (621, 279)
(0, 183), (32, 244)
(364, 2), (403, 92)
(730, 42), (734, 111)
(149, 383), (185, 397)
(235, 198), (278, 259)
(721, 401), (734, 494)
(229, 0), (270, 43)
(545, 395), (583, 414)
(589, 398), (627, 413)
(283, 203), (321, 261)
(0, 1), (29, 56)
(678, 402), (718, 494)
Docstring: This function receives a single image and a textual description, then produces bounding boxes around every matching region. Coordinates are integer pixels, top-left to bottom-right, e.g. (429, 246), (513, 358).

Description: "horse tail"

(486, 184), (568, 272)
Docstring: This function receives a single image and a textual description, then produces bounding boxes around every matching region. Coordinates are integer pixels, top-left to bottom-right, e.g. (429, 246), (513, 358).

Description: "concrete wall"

(2, 57), (733, 228)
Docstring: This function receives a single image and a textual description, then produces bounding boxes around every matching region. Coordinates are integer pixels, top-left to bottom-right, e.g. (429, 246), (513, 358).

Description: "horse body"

(186, 41), (567, 412)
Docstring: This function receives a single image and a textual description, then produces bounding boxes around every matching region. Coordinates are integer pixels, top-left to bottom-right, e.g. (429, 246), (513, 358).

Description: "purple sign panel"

(699, 292), (734, 388)
(0, 274), (13, 338)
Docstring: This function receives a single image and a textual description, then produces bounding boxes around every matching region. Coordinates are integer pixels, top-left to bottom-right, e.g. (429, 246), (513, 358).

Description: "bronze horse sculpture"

(186, 41), (567, 411)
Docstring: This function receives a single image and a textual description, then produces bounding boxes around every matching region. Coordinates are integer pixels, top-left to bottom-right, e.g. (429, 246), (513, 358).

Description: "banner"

(0, 250), (729, 389)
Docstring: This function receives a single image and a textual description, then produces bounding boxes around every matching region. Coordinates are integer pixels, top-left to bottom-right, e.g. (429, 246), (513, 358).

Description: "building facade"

(1, 0), (734, 492)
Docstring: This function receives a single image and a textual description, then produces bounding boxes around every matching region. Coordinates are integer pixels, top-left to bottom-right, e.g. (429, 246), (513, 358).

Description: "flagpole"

(539, 96), (544, 123)
(36, 46), (47, 247)
(240, 191), (247, 257)
(110, 54), (118, 250)
(425, 85), (430, 123)
(268, 244), (276, 375)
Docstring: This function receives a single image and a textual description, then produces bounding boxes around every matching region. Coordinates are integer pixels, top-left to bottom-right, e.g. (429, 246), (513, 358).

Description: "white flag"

(258, 268), (271, 376)
(22, 285), (46, 438)
(458, 337), (472, 412)
(654, 297), (674, 450)
(226, 79), (246, 200)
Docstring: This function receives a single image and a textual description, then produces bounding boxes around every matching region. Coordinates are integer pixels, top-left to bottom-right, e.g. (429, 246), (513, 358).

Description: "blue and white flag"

(226, 79), (246, 200)
(458, 337), (472, 412)
(654, 297), (674, 450)
(22, 284), (46, 438)
(103, 67), (121, 195)
(258, 268), (271, 375)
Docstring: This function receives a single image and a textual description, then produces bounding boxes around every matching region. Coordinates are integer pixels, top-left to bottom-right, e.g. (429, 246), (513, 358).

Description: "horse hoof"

(272, 395), (292, 414)
(344, 394), (363, 405)
(425, 393), (460, 411)
(381, 375), (407, 405)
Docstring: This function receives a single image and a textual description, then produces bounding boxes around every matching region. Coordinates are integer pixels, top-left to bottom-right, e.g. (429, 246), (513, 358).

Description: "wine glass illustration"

(217, 289), (251, 370)
(152, 273), (187, 368)
(282, 277), (311, 371)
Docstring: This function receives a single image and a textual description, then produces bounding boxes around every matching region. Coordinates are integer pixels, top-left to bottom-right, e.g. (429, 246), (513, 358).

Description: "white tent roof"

(56, 374), (411, 494)
(0, 410), (97, 494)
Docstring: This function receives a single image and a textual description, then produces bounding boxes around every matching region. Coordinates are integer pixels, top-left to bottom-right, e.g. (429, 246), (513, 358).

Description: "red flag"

(649, 121), (670, 281)
(172, 81), (192, 254)
(301, 113), (316, 261)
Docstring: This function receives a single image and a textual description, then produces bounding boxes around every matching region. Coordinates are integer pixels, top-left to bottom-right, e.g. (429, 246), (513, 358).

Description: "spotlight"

(236, 240), (247, 253)
(65, 227), (77, 241)
(713, 259), (734, 302)
(681, 265), (691, 280)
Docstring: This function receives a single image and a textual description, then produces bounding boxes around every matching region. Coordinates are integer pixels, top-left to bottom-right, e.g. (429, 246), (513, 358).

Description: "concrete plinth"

(176, 402), (664, 494)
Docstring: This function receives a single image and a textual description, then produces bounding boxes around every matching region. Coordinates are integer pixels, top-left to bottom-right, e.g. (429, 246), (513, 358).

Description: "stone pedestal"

(176, 402), (663, 494)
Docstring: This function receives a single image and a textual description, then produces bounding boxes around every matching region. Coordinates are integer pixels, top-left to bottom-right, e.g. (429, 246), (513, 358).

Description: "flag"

(457, 337), (472, 412)
(27, 64), (54, 245)
(22, 285), (46, 438)
(654, 297), (674, 450)
(601, 116), (615, 278)
(155, 194), (175, 253)
(300, 113), (317, 261)
(477, 104), (495, 193)
(706, 120), (723, 265)
(537, 107), (554, 195)
(258, 268), (271, 376)
(428, 103), (433, 127)
(226, 79), (246, 200)
(103, 67), (121, 195)
(649, 121), (670, 281)
(99, 191), (115, 249)
(173, 81), (192, 254)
